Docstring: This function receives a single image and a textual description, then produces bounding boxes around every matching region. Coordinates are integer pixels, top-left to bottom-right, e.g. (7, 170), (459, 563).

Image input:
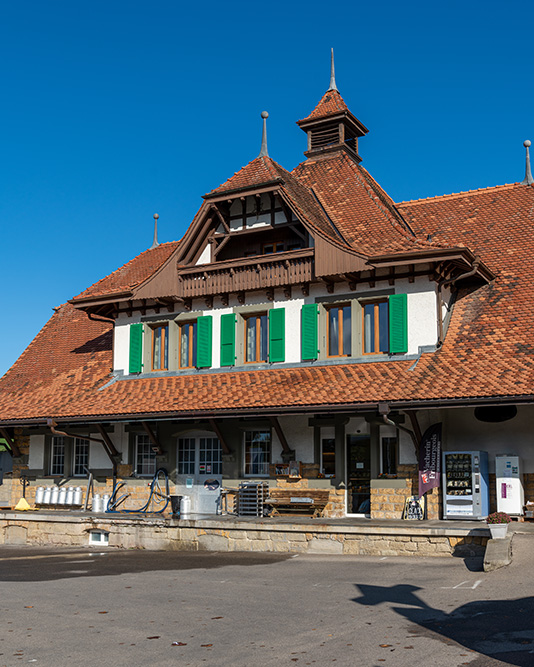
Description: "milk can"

(50, 486), (59, 505)
(35, 487), (44, 504)
(65, 487), (74, 505)
(43, 486), (51, 504)
(73, 487), (82, 505)
(92, 494), (102, 513)
(58, 487), (67, 505)
(180, 495), (191, 517)
(102, 494), (110, 512)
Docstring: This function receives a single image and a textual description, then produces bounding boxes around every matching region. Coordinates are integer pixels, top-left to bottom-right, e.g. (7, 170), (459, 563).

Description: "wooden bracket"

(141, 422), (164, 456)
(208, 420), (231, 455)
(0, 427), (21, 457)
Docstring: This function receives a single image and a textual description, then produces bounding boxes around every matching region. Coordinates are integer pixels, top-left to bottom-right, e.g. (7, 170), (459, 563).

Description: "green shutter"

(269, 308), (285, 363)
(220, 313), (236, 366)
(129, 323), (144, 373)
(301, 304), (318, 360)
(197, 316), (213, 368)
(389, 294), (408, 353)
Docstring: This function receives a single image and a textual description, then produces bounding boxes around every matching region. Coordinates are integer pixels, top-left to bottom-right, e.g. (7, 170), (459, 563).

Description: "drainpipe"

(47, 419), (121, 473)
(378, 404), (419, 458)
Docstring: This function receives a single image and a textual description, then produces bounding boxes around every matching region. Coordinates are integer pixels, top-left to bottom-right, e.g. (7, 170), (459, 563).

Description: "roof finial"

(328, 48), (338, 92)
(259, 111), (269, 158)
(522, 140), (533, 185)
(150, 213), (160, 249)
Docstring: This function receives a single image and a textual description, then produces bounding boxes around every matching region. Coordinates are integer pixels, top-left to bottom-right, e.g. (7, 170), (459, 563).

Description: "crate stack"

(236, 481), (269, 517)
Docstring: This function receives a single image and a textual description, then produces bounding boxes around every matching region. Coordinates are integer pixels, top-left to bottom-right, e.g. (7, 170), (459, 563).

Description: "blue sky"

(1, 0), (532, 376)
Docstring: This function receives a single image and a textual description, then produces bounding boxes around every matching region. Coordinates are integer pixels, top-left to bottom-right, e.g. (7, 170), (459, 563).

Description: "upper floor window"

(262, 242), (285, 254)
(363, 300), (389, 355)
(244, 313), (268, 363)
(179, 321), (197, 368)
(151, 324), (168, 370)
(327, 304), (351, 357)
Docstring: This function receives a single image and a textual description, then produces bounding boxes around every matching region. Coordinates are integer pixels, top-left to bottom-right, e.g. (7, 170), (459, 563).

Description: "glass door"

(177, 435), (222, 514)
(347, 435), (371, 514)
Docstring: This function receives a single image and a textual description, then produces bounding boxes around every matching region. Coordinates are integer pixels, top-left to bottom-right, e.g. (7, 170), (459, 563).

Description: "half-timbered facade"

(1, 65), (533, 520)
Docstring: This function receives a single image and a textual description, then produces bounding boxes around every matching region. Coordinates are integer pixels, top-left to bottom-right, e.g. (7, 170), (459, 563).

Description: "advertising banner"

(418, 422), (442, 497)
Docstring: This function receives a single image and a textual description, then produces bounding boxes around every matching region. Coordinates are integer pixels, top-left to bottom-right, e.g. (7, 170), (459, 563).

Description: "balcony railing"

(177, 249), (315, 298)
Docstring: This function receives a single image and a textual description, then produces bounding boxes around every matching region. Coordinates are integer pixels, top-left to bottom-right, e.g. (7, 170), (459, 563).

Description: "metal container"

(65, 487), (74, 505)
(92, 494), (102, 513)
(35, 487), (44, 504)
(43, 487), (51, 504)
(102, 494), (110, 512)
(180, 495), (191, 517)
(58, 487), (67, 505)
(73, 487), (82, 505)
(50, 486), (59, 505)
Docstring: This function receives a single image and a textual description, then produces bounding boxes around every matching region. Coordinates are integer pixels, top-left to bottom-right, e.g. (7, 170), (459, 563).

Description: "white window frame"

(135, 434), (156, 477)
(243, 430), (271, 477)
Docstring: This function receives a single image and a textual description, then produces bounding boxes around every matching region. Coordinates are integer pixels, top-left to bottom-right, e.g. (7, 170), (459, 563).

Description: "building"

(1, 59), (533, 521)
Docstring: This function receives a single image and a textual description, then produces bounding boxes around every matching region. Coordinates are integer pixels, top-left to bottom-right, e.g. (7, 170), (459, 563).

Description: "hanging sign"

(418, 422), (442, 497)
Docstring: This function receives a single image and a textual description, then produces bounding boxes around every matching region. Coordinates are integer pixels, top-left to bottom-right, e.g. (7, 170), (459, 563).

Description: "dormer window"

(151, 324), (168, 370)
(179, 320), (197, 369)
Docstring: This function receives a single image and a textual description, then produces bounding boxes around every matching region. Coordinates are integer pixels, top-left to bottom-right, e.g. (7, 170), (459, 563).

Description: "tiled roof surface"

(1, 167), (534, 423)
(298, 89), (351, 123)
(72, 242), (180, 301)
(205, 156), (283, 197)
(293, 153), (428, 254)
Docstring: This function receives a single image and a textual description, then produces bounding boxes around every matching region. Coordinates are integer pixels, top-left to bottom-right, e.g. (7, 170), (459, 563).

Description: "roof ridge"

(397, 182), (522, 206)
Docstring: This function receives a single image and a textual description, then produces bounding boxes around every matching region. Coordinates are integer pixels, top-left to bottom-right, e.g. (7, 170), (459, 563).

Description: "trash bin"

(170, 495), (182, 517)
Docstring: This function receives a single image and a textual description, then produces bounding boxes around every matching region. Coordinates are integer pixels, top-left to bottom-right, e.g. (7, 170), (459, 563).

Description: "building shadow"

(72, 330), (112, 354)
(353, 583), (534, 666)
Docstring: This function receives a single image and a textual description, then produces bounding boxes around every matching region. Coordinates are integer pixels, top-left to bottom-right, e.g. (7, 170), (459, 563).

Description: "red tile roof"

(205, 156), (283, 197)
(298, 89), (351, 123)
(72, 242), (180, 302)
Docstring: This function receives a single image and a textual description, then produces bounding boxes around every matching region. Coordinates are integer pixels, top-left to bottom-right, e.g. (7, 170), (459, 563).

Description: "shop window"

(327, 304), (351, 357)
(135, 434), (156, 477)
(73, 438), (89, 477)
(49, 436), (66, 476)
(177, 437), (196, 475)
(179, 321), (197, 368)
(381, 436), (397, 475)
(151, 324), (169, 370)
(244, 313), (268, 363)
(321, 438), (336, 477)
(244, 431), (270, 476)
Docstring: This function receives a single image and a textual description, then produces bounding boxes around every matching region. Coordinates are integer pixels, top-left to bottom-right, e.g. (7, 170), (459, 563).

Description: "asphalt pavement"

(1, 536), (533, 666)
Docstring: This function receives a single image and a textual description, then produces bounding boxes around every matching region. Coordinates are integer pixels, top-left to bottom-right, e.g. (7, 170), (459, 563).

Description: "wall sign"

(403, 495), (425, 520)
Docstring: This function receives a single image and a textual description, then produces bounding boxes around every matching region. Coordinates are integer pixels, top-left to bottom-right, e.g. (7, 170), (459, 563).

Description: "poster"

(418, 422), (442, 497)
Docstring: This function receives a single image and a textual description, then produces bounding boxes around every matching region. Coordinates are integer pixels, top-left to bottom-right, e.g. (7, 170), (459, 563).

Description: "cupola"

(297, 49), (368, 162)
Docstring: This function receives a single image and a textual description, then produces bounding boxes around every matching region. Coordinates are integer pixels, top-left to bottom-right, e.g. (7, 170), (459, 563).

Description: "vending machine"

(495, 455), (524, 515)
(442, 451), (489, 519)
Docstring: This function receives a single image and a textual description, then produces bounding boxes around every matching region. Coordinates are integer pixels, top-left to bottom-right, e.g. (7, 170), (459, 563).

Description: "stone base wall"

(0, 513), (489, 558)
(371, 465), (441, 520)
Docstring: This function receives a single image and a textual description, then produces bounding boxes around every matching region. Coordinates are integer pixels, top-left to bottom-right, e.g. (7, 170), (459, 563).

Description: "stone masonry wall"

(371, 465), (441, 520)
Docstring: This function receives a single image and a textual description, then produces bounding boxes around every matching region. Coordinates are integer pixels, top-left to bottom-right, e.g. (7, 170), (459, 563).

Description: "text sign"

(419, 422), (442, 497)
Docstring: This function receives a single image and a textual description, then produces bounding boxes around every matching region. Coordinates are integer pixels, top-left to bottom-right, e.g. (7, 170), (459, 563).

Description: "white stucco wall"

(443, 406), (534, 473)
(273, 416), (314, 463)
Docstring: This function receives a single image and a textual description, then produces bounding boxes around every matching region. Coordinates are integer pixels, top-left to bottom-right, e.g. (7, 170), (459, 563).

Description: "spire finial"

(259, 111), (269, 158)
(150, 213), (160, 249)
(522, 140), (533, 185)
(328, 48), (338, 92)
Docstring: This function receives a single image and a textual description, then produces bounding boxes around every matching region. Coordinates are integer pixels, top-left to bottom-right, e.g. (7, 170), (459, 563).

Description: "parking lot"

(1, 537), (533, 666)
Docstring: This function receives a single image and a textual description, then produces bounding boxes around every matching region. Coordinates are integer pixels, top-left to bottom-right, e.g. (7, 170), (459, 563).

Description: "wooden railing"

(177, 249), (315, 298)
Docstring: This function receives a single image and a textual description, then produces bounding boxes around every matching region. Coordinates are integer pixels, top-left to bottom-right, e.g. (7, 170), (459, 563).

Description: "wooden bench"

(264, 489), (330, 518)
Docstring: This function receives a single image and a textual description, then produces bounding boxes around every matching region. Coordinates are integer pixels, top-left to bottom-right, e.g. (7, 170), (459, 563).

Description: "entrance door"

(177, 435), (222, 514)
(346, 435), (371, 514)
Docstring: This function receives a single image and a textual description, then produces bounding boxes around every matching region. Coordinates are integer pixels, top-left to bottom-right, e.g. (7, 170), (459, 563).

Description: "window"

(245, 313), (268, 363)
(179, 321), (197, 368)
(177, 437), (196, 474)
(363, 300), (389, 354)
(135, 434), (156, 477)
(50, 436), (66, 476)
(151, 324), (169, 370)
(244, 431), (270, 476)
(73, 438), (89, 477)
(327, 304), (351, 357)
(262, 242), (285, 254)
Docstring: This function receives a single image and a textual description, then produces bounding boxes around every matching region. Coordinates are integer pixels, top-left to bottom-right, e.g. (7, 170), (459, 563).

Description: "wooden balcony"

(177, 248), (315, 298)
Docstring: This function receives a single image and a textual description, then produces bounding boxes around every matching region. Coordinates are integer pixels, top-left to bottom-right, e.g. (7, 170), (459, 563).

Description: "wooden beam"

(213, 233), (231, 258)
(208, 419), (231, 455)
(95, 424), (121, 459)
(210, 204), (230, 233)
(269, 417), (292, 455)
(141, 422), (164, 456)
(0, 427), (21, 457)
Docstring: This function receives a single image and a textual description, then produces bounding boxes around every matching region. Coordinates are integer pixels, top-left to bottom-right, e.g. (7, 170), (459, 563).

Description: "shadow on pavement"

(353, 583), (534, 666)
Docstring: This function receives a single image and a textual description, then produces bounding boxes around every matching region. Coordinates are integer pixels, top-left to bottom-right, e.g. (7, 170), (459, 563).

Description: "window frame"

(151, 323), (169, 371)
(243, 430), (271, 477)
(243, 312), (268, 364)
(178, 320), (197, 369)
(73, 437), (89, 477)
(361, 298), (389, 356)
(326, 302), (352, 358)
(135, 434), (156, 477)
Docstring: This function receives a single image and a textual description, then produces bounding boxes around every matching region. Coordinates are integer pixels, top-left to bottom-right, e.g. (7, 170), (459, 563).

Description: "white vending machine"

(495, 455), (524, 515)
